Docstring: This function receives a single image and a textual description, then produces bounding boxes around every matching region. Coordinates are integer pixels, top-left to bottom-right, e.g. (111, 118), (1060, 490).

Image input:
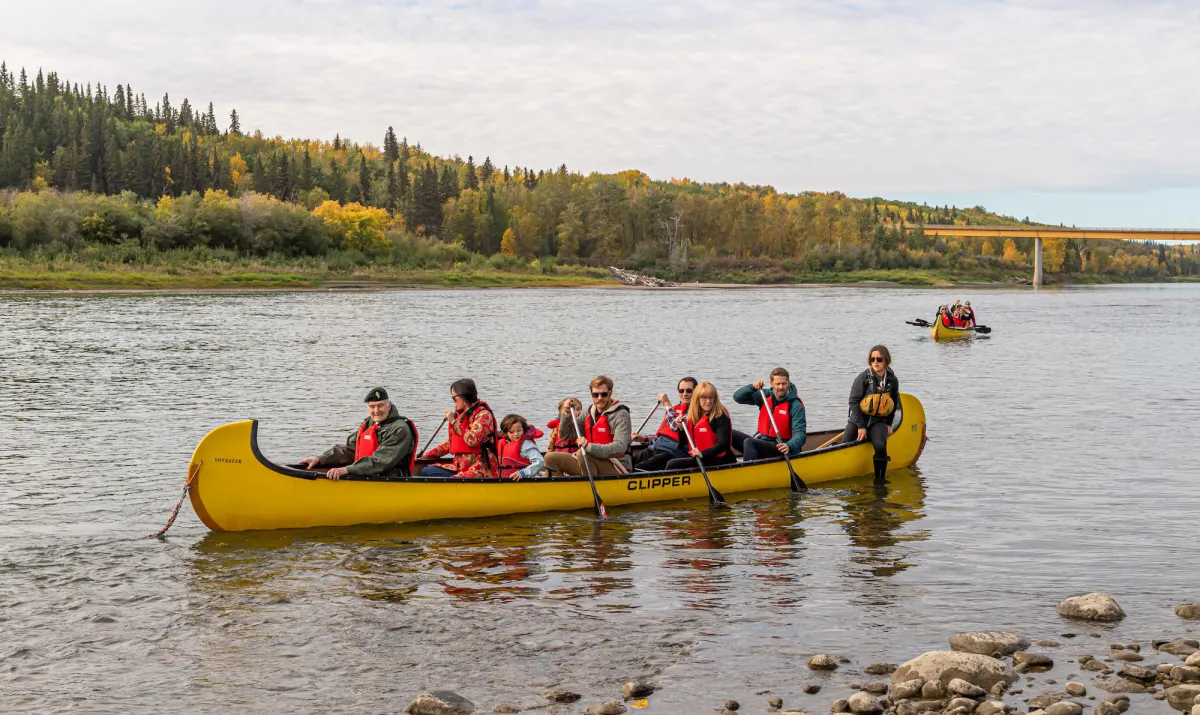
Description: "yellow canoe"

(930, 319), (974, 341)
(187, 394), (928, 532)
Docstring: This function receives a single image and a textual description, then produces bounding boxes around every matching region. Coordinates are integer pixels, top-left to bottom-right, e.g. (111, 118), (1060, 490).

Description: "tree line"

(2, 62), (1198, 280)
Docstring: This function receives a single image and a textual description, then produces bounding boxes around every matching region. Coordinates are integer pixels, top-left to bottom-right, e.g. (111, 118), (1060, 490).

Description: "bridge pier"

(1033, 237), (1043, 287)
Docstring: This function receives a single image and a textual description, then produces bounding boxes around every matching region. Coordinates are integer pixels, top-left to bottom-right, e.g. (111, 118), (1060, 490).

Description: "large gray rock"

(975, 703), (1005, 715)
(405, 691), (476, 715)
(950, 632), (1031, 657)
(1177, 603), (1200, 620)
(1028, 692), (1066, 709)
(1094, 703), (1120, 715)
(1056, 593), (1126, 622)
(864, 663), (897, 675)
(848, 692), (884, 714)
(946, 697), (978, 713)
(891, 651), (1018, 691)
(1065, 682), (1086, 697)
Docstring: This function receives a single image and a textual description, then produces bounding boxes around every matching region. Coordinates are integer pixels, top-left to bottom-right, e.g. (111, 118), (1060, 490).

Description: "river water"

(2, 285), (1199, 714)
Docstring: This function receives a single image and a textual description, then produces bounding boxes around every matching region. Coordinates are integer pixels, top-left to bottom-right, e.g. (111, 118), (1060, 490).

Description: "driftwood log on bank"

(608, 266), (675, 287)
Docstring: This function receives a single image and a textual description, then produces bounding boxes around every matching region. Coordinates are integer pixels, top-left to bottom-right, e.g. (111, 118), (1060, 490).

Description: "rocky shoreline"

(400, 595), (1200, 715)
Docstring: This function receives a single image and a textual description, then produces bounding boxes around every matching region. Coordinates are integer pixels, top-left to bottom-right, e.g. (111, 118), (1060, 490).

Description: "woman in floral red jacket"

(419, 378), (499, 478)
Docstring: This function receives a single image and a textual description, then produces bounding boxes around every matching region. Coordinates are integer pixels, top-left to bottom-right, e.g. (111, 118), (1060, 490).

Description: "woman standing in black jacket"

(841, 345), (901, 481)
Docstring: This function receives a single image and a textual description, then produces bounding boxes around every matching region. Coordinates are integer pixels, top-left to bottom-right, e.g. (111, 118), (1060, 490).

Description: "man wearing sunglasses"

(631, 376), (697, 471)
(544, 375), (632, 476)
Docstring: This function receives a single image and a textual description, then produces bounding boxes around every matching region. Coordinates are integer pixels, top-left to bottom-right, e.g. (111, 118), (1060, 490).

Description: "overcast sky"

(4, 0), (1200, 226)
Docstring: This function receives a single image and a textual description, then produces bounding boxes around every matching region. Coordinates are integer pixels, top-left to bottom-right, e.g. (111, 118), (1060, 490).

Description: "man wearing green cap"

(299, 387), (417, 480)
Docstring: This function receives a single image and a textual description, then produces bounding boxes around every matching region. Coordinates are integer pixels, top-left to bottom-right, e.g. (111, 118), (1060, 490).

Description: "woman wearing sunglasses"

(632, 376), (697, 472)
(840, 345), (901, 482)
(543, 375), (632, 476)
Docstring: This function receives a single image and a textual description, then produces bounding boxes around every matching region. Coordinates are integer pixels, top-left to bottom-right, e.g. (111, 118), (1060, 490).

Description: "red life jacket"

(584, 403), (628, 445)
(546, 419), (575, 452)
(941, 314), (953, 327)
(353, 416), (420, 476)
(654, 404), (687, 441)
(688, 414), (728, 458)
(498, 426), (544, 478)
(448, 401), (498, 461)
(756, 396), (794, 441)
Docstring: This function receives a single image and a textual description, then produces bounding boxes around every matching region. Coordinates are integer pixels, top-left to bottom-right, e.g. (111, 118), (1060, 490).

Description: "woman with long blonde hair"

(666, 381), (736, 470)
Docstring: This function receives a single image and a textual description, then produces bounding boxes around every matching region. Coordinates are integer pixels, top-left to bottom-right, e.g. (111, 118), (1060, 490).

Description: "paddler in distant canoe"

(299, 387), (418, 480)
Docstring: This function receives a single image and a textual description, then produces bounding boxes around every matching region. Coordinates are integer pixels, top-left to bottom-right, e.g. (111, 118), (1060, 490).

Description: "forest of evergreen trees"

(2, 62), (1198, 281)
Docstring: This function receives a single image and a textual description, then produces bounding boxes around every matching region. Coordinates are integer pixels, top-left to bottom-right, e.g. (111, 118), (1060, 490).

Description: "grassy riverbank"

(4, 256), (1189, 291)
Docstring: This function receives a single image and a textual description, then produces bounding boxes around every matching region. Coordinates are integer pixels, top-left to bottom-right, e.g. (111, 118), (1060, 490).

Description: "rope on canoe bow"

(145, 461), (202, 538)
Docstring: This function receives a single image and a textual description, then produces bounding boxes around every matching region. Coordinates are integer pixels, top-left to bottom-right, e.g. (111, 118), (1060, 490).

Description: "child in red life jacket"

(546, 397), (583, 454)
(497, 414), (545, 480)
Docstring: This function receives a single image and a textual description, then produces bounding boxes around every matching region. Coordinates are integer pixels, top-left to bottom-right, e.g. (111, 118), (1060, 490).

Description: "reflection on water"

(4, 286), (1200, 714)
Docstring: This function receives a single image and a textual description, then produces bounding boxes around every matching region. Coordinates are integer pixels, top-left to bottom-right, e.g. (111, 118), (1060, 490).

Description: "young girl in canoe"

(497, 414), (545, 480)
(546, 397), (582, 455)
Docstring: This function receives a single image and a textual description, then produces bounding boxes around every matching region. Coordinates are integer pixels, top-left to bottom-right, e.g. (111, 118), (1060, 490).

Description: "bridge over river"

(908, 225), (1200, 286)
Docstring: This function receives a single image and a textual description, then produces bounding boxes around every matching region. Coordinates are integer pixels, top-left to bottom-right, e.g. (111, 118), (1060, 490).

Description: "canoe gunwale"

(247, 421), (864, 486)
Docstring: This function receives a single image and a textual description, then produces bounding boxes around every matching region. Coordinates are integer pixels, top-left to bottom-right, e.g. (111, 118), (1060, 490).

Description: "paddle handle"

(634, 403), (660, 436)
(419, 416), (447, 456)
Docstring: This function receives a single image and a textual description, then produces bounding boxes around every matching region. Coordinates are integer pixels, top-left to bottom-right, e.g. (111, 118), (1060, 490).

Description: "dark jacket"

(848, 368), (900, 428)
(733, 383), (807, 454)
(678, 412), (733, 461)
(318, 404), (416, 477)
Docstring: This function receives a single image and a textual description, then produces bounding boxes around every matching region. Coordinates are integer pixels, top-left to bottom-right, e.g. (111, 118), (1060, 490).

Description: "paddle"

(419, 416), (447, 456)
(972, 325), (992, 334)
(759, 388), (809, 492)
(570, 406), (607, 519)
(678, 417), (729, 508)
(634, 403), (661, 436)
(906, 319), (931, 327)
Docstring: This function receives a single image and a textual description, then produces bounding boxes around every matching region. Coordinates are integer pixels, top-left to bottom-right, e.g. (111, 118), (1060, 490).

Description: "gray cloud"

(3, 0), (1198, 195)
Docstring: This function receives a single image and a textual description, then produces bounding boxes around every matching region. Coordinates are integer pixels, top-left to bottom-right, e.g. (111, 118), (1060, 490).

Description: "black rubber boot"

(873, 456), (890, 482)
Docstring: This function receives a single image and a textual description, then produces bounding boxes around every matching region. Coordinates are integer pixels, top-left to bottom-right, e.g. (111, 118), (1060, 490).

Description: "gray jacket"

(583, 402), (633, 470)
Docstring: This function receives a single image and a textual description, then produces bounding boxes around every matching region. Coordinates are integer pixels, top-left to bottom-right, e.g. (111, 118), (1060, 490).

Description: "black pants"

(842, 421), (889, 459)
(635, 448), (679, 472)
(743, 436), (792, 461)
(665, 454), (737, 470)
(731, 430), (753, 455)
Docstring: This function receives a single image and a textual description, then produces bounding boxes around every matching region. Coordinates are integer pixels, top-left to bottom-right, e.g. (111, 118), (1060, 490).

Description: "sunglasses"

(870, 357), (885, 363)
(591, 391), (610, 398)
(678, 388), (694, 394)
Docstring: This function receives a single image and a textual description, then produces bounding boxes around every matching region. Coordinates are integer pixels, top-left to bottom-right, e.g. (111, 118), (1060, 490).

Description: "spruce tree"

(478, 156), (494, 185)
(386, 160), (398, 214)
(357, 151), (371, 204)
(300, 148), (314, 191)
(463, 155), (479, 190)
(439, 164), (459, 202)
(384, 126), (398, 163)
(229, 108), (241, 135)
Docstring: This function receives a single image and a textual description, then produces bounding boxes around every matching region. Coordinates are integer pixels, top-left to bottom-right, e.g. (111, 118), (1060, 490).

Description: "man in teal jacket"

(733, 367), (807, 462)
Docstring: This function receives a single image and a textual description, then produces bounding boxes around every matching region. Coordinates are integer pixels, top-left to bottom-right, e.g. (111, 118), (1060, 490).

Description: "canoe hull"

(189, 394), (928, 531)
(930, 320), (974, 341)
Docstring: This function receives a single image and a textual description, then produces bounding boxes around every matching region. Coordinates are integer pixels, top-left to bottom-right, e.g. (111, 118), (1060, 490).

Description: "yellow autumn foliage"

(312, 201), (392, 252)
